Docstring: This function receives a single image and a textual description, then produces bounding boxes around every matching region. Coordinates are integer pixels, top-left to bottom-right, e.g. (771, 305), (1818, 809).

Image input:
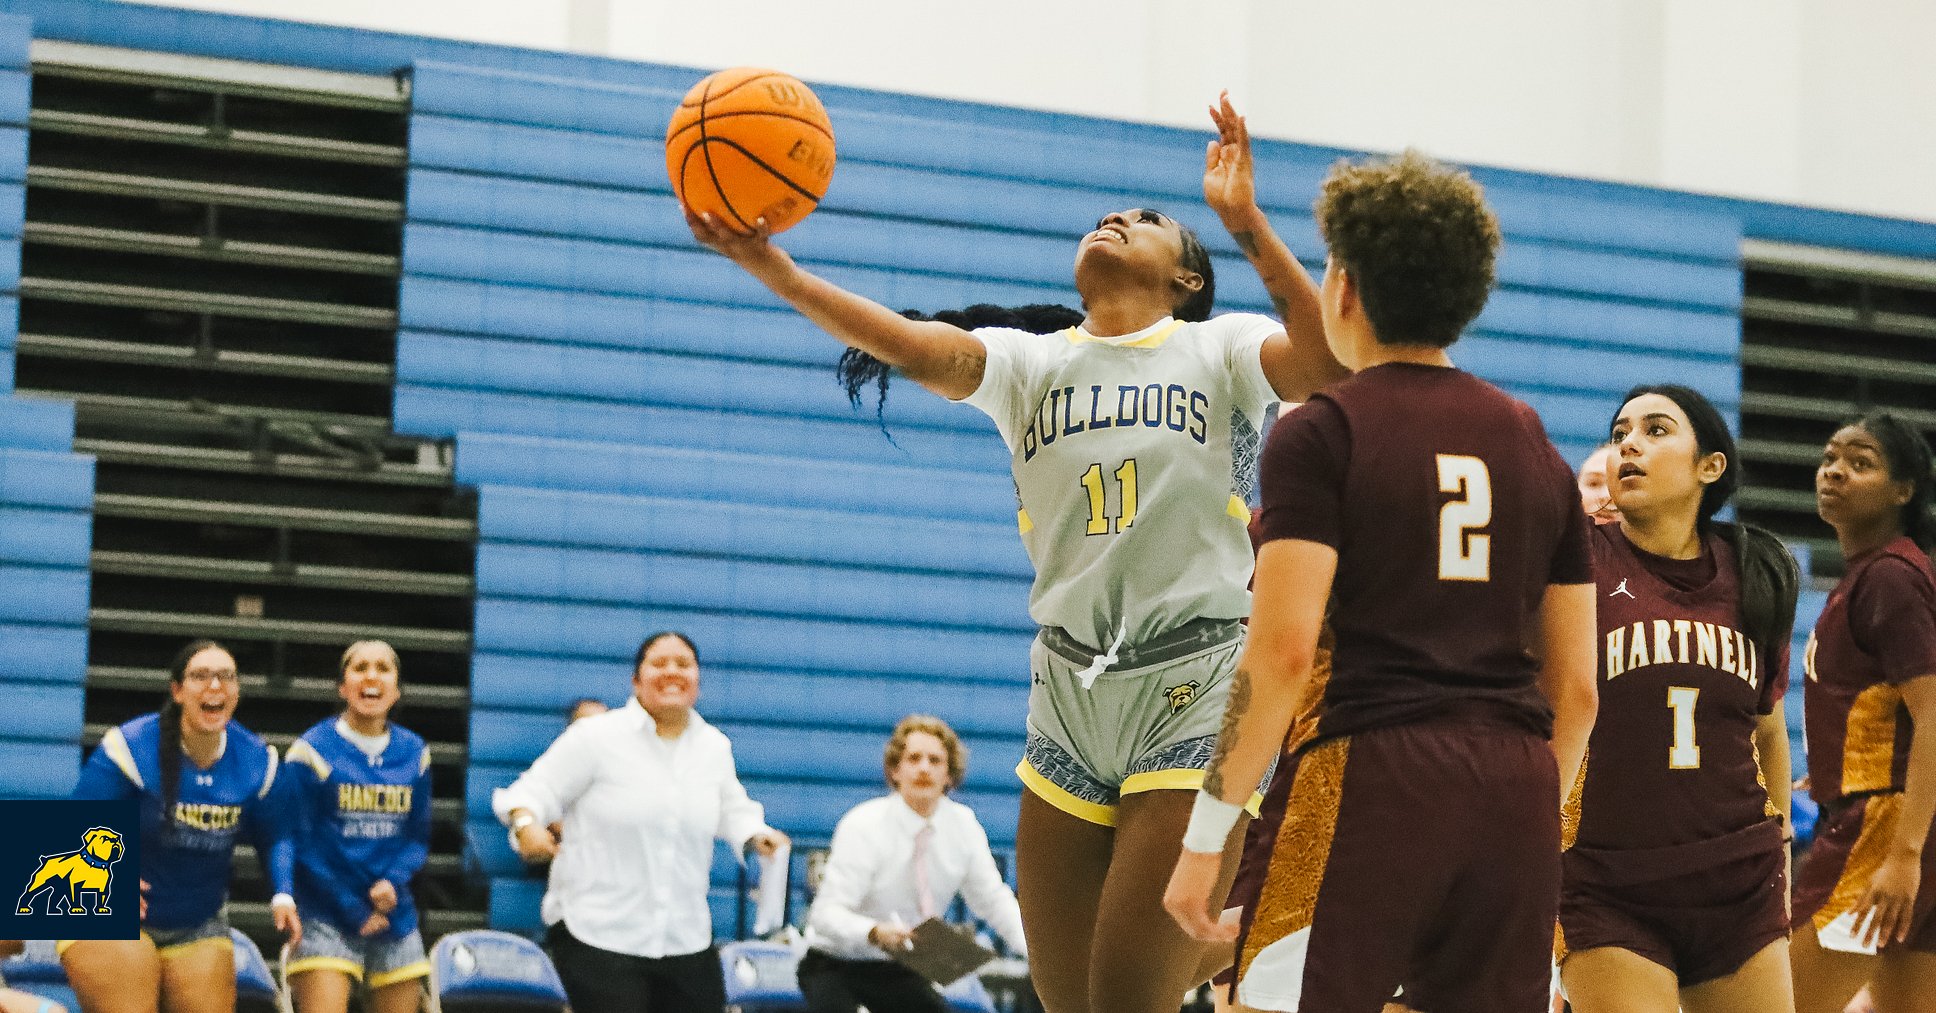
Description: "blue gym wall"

(0, 10), (90, 800)
(0, 0), (1933, 936)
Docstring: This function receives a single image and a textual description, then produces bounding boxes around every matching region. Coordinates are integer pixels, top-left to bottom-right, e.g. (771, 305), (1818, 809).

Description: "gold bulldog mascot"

(16, 826), (125, 915)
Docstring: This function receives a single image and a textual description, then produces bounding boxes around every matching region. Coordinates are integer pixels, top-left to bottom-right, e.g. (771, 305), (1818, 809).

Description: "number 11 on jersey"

(1081, 459), (1139, 535)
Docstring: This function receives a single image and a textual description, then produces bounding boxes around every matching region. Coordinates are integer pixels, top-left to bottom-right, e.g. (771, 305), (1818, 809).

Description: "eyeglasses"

(183, 669), (238, 687)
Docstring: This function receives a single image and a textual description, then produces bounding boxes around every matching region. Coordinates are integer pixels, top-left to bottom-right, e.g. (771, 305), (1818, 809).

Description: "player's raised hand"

(1204, 91), (1259, 223)
(1856, 849), (1921, 947)
(1164, 849), (1238, 944)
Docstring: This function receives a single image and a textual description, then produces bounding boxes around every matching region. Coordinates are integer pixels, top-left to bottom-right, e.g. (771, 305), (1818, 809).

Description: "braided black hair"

(836, 304), (1086, 437)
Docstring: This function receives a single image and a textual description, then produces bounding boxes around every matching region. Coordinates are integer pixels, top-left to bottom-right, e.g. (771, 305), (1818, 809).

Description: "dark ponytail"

(835, 304), (1085, 437)
(1712, 522), (1801, 676)
(160, 639), (226, 837)
(1613, 385), (1797, 667)
(1848, 411), (1936, 555)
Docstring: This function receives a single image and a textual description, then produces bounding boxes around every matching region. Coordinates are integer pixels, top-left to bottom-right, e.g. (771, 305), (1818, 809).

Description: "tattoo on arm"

(947, 344), (987, 389)
(1202, 667), (1254, 799)
(1230, 231), (1261, 259)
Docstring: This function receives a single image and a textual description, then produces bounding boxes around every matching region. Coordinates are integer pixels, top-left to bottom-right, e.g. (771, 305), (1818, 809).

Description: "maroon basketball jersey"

(1569, 524), (1787, 858)
(1803, 535), (1936, 805)
(1257, 363), (1591, 743)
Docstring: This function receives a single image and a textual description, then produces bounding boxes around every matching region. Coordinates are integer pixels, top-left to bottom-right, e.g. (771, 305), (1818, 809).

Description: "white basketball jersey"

(961, 313), (1280, 650)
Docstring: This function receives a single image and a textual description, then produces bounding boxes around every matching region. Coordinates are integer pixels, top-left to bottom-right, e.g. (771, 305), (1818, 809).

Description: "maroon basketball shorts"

(1793, 791), (1936, 953)
(1558, 830), (1788, 986)
(1232, 714), (1560, 1013)
(1210, 741), (1299, 991)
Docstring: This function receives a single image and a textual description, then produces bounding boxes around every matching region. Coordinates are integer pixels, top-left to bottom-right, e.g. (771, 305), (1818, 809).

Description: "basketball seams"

(694, 73), (755, 232)
(678, 69), (784, 107)
(662, 109), (836, 152)
(694, 136), (829, 203)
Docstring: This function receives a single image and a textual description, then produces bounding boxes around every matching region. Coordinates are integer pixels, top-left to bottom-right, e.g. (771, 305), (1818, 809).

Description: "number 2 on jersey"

(1436, 454), (1491, 581)
(1081, 459), (1138, 535)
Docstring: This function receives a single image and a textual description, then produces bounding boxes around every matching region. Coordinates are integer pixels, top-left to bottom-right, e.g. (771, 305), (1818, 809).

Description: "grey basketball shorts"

(1016, 617), (1262, 827)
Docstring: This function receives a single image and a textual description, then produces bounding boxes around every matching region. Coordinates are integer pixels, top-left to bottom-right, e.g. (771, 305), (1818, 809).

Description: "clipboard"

(890, 917), (998, 985)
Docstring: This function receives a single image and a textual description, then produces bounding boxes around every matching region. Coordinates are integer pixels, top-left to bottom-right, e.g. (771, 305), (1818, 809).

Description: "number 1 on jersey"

(1436, 454), (1492, 581)
(1667, 686), (1701, 769)
(1081, 459), (1139, 535)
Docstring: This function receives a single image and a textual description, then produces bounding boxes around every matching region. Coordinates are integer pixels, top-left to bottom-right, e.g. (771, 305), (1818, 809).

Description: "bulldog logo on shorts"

(1164, 681), (1201, 714)
(16, 826), (124, 916)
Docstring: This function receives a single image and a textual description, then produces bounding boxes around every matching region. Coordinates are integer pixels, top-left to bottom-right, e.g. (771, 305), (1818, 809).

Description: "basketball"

(666, 67), (836, 234)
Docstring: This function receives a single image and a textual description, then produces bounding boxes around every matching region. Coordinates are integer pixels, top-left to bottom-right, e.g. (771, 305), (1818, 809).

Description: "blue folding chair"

(718, 939), (808, 1012)
(940, 972), (998, 1013)
(427, 930), (567, 1013)
(229, 929), (283, 1013)
(0, 940), (77, 1013)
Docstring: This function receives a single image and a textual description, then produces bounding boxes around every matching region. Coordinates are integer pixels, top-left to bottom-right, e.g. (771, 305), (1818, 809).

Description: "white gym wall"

(139, 0), (1936, 223)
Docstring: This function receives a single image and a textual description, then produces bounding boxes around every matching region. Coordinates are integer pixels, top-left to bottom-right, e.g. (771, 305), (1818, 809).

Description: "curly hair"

(1315, 149), (1501, 349)
(882, 714), (969, 791)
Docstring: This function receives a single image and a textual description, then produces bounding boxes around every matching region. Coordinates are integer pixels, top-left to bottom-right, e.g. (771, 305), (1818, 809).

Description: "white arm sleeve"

(1216, 312), (1284, 418)
(807, 811), (884, 950)
(957, 326), (1048, 448)
(491, 722), (595, 827)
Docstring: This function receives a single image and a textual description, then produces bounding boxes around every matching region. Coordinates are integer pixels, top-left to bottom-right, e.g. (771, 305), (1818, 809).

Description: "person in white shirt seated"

(493, 631), (788, 1013)
(800, 715), (1027, 1013)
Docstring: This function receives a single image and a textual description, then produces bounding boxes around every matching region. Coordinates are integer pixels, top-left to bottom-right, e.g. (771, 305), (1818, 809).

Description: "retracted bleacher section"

(0, 11), (90, 798)
(393, 60), (1751, 935)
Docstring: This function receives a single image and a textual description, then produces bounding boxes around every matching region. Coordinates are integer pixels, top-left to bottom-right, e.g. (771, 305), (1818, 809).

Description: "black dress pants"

(796, 948), (947, 1013)
(546, 923), (725, 1013)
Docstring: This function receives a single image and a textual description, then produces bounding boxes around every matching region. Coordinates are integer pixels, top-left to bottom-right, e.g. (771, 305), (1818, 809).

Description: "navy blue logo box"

(1, 801), (140, 940)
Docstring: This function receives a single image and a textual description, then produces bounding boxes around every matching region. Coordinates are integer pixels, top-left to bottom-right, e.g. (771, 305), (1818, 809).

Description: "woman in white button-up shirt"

(800, 715), (1026, 1013)
(494, 632), (787, 1013)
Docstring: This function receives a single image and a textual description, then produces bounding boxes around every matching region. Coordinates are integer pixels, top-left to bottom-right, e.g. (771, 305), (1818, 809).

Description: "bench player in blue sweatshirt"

(64, 639), (299, 1013)
(282, 641), (433, 1013)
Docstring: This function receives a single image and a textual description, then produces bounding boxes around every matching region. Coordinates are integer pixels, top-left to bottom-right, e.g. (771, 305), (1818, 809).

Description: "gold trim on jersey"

(287, 956), (366, 981)
(286, 738), (332, 780)
(1119, 768), (1265, 816)
(99, 726), (144, 789)
(1017, 508), (1034, 535)
(1814, 792), (1903, 932)
(368, 960), (432, 988)
(1240, 737), (1349, 981)
(1016, 760), (1118, 827)
(1061, 320), (1186, 349)
(1842, 683), (1904, 797)
(1225, 495), (1249, 521)
(1560, 751), (1587, 851)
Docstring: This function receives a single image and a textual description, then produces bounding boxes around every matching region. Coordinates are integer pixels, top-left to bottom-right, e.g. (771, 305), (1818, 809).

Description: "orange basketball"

(666, 67), (836, 234)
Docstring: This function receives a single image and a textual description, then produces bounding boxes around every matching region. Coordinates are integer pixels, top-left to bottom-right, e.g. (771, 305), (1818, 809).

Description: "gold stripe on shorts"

(1239, 736), (1350, 981)
(1815, 792), (1903, 933)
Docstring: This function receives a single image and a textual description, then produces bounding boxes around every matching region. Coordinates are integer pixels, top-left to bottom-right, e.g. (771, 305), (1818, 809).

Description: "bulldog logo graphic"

(17, 827), (124, 915)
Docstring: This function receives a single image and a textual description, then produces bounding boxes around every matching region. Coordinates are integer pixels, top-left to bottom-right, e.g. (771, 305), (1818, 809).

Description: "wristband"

(1182, 789), (1243, 853)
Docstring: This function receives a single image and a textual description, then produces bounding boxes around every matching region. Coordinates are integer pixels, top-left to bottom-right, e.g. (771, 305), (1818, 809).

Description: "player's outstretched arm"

(687, 210), (988, 401)
(1204, 92), (1343, 402)
(1535, 581), (1599, 802)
